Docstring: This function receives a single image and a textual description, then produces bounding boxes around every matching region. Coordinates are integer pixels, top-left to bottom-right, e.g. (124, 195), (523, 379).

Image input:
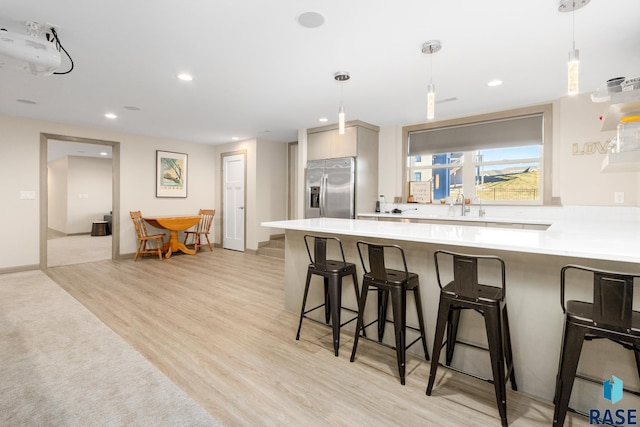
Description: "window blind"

(408, 114), (543, 155)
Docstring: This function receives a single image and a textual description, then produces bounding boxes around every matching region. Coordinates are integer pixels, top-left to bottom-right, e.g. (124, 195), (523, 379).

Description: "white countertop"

(261, 217), (640, 264)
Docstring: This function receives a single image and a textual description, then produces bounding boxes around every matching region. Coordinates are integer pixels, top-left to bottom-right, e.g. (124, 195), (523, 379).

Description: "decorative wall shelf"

(599, 88), (640, 172)
(601, 150), (640, 173)
(600, 89), (640, 132)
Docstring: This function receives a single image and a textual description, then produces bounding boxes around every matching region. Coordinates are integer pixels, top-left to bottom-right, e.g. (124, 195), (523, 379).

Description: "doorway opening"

(40, 133), (120, 269)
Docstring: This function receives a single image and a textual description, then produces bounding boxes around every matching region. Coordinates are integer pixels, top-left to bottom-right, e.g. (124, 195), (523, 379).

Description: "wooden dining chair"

(183, 209), (215, 251)
(129, 211), (165, 260)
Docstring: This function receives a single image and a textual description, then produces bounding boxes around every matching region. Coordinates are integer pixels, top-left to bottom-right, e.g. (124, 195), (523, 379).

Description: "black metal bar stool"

(553, 265), (640, 426)
(427, 250), (517, 427)
(295, 234), (362, 356)
(350, 241), (429, 385)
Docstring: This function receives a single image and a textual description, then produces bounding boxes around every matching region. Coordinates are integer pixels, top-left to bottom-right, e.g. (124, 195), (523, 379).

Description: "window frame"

(402, 104), (553, 205)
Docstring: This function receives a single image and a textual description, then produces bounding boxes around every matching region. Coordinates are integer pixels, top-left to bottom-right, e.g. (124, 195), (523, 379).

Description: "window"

(403, 105), (552, 205)
(474, 146), (541, 202)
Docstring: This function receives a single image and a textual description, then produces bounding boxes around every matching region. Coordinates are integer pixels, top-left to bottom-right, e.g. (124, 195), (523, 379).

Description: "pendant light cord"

(572, 6), (576, 51)
(430, 53), (433, 85)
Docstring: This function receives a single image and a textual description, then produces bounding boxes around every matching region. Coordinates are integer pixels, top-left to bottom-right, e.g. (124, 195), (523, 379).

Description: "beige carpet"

(0, 270), (221, 427)
(47, 234), (112, 267)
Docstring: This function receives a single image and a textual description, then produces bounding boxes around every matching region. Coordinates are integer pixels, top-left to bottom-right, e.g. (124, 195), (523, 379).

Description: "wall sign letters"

(572, 139), (614, 156)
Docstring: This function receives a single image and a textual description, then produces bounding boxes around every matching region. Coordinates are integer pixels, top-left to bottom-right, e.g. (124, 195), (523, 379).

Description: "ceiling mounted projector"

(0, 21), (62, 76)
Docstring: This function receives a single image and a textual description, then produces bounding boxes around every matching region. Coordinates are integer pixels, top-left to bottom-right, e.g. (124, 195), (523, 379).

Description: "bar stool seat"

(427, 250), (516, 427)
(553, 265), (640, 426)
(295, 235), (362, 357)
(350, 241), (429, 385)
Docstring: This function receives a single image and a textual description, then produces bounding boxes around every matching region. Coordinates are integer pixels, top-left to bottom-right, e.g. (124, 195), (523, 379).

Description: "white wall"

(66, 156), (112, 234)
(256, 140), (287, 242)
(1, 114), (216, 270)
(557, 93), (638, 206)
(378, 125), (403, 202)
(47, 157), (68, 233)
(2, 115), (41, 268)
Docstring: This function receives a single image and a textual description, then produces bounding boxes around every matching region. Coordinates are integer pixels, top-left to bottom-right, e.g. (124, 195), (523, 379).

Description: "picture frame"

(156, 150), (188, 198)
(409, 181), (431, 204)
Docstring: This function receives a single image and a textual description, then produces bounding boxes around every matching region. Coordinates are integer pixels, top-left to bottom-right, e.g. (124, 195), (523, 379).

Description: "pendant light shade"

(567, 47), (579, 95)
(559, 0), (589, 95)
(422, 40), (441, 121)
(426, 83), (436, 120)
(334, 72), (350, 135)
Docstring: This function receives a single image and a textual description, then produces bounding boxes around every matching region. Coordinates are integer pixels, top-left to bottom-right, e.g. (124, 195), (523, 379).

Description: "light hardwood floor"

(45, 249), (590, 426)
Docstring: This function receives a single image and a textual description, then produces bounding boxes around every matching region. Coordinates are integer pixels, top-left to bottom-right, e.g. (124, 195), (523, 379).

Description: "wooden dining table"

(143, 215), (201, 259)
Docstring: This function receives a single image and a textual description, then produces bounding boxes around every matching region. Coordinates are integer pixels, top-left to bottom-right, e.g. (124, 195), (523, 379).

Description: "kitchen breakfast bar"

(262, 214), (640, 416)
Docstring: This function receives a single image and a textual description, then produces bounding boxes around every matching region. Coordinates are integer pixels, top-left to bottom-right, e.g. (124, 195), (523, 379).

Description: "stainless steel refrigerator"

(305, 157), (355, 219)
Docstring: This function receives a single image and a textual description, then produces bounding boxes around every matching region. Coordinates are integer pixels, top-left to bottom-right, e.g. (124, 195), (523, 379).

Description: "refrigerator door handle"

(319, 174), (327, 217)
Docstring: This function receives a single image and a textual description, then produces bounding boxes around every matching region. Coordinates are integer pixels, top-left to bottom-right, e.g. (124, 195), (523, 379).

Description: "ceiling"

(1, 1), (639, 146)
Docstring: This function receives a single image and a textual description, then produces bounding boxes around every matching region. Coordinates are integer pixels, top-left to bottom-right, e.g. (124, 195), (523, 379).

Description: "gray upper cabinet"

(307, 125), (358, 160)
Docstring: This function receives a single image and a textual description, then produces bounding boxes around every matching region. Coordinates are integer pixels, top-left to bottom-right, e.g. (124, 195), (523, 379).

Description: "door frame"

(40, 133), (121, 269)
(287, 141), (298, 220)
(220, 149), (247, 251)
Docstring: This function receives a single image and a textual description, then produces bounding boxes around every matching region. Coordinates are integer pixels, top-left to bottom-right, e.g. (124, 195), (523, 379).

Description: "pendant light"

(559, 0), (590, 95)
(422, 40), (441, 120)
(334, 71), (350, 134)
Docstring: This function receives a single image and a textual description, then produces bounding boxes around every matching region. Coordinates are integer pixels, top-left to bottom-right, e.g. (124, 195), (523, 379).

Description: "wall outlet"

(614, 192), (625, 204)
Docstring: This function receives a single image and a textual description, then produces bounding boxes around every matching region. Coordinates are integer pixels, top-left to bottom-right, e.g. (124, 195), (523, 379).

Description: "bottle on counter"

(376, 194), (385, 213)
(448, 201), (455, 217)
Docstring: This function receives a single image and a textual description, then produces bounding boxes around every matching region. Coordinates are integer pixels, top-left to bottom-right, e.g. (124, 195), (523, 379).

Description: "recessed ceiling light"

(124, 105), (141, 111)
(488, 79), (503, 87)
(100, 152), (108, 156)
(319, 117), (328, 122)
(105, 113), (117, 119)
(232, 137), (239, 141)
(16, 99), (37, 104)
(177, 73), (193, 81)
(297, 11), (325, 28)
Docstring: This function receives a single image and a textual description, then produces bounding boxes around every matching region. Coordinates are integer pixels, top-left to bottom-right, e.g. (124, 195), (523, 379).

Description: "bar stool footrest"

(435, 362), (496, 385)
(302, 307), (360, 328)
(575, 373), (640, 397)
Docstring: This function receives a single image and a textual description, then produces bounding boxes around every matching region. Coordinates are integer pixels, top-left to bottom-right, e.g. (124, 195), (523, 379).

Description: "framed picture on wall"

(156, 150), (188, 198)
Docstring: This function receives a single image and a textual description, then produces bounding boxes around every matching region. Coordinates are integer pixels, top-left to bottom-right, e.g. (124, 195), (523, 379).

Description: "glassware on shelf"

(617, 116), (640, 152)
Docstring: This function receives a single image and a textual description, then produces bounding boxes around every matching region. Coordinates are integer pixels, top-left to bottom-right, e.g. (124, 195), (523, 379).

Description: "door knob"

(239, 206), (244, 210)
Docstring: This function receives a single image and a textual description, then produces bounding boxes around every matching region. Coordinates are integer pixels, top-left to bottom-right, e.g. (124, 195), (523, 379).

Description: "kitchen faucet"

(474, 196), (486, 217)
(455, 192), (470, 216)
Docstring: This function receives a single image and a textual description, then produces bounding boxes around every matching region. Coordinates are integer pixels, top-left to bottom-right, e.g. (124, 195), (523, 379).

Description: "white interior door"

(223, 153), (245, 251)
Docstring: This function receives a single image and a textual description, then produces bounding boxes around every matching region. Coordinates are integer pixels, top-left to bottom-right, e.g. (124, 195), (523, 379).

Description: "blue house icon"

(604, 376), (623, 404)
